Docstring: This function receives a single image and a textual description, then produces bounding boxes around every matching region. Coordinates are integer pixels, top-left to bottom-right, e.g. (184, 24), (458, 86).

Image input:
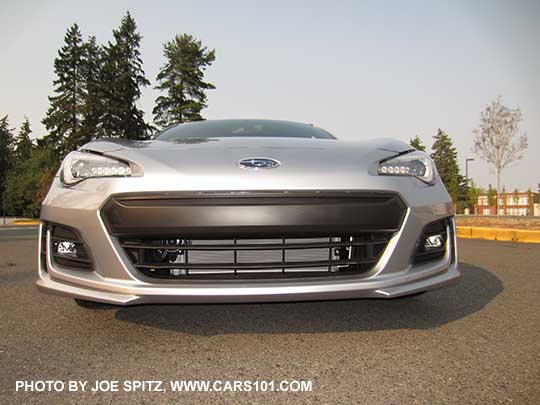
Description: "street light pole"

(465, 158), (474, 215)
(465, 158), (474, 186)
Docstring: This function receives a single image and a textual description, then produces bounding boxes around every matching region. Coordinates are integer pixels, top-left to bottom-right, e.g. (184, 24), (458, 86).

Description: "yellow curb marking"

(457, 226), (540, 244)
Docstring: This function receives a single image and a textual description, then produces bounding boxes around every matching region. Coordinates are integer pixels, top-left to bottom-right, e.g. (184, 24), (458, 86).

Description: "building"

(474, 191), (539, 216)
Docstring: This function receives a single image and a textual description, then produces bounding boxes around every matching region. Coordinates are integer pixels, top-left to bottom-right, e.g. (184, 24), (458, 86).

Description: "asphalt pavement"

(0, 226), (539, 403)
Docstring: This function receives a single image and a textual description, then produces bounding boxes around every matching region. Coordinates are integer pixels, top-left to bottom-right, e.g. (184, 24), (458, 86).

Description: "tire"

(74, 298), (116, 309)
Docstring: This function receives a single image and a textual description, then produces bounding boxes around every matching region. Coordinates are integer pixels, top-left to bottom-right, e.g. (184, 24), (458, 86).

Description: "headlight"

(378, 151), (437, 184)
(61, 151), (132, 186)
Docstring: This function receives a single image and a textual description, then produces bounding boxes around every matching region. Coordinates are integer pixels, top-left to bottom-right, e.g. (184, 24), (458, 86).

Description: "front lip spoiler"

(36, 260), (460, 305)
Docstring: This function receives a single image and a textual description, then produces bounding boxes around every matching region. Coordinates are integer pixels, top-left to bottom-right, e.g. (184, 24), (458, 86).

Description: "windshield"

(155, 119), (336, 140)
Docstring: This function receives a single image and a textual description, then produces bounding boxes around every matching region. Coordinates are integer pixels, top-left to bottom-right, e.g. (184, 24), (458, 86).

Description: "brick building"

(474, 191), (539, 216)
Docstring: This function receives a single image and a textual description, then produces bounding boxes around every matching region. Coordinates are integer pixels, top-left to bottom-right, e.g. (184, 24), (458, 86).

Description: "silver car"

(37, 119), (460, 307)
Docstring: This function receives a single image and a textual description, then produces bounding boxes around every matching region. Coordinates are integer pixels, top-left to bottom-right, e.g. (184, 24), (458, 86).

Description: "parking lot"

(1, 226), (539, 403)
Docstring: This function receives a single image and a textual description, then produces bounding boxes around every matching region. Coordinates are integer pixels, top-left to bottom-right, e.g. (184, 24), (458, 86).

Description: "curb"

(9, 220), (41, 226)
(456, 226), (540, 244)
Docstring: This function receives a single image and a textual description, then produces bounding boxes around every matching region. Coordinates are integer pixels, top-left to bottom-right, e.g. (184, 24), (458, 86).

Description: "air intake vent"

(48, 223), (93, 271)
(120, 233), (393, 280)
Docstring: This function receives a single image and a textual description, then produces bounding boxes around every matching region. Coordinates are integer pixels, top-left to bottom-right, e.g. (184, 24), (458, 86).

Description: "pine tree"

(4, 118), (36, 217)
(4, 145), (55, 217)
(78, 36), (104, 148)
(13, 117), (34, 162)
(487, 184), (496, 207)
(430, 129), (462, 203)
(42, 23), (86, 158)
(409, 135), (426, 151)
(0, 115), (15, 211)
(153, 34), (216, 127)
(467, 180), (481, 212)
(100, 12), (150, 139)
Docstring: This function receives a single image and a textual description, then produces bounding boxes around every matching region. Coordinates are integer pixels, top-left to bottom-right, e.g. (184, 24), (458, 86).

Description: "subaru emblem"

(237, 157), (281, 169)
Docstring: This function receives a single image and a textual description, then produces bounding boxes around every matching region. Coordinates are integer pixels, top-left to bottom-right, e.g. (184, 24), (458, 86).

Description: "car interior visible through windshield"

(155, 119), (336, 140)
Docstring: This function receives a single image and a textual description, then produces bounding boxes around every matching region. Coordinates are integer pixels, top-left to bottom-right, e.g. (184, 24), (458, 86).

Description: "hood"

(79, 137), (413, 190)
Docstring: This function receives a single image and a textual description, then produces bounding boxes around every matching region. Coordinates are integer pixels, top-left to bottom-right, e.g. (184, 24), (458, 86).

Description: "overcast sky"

(1, 0), (538, 191)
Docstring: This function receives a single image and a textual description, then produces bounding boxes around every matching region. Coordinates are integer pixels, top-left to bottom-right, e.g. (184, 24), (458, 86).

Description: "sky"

(1, 0), (539, 191)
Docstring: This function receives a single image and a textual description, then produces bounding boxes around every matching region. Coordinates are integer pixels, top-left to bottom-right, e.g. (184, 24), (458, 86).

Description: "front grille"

(121, 233), (393, 279)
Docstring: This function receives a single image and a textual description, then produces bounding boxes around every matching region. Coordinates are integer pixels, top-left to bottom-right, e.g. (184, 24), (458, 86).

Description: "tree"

(473, 96), (528, 216)
(100, 12), (150, 139)
(4, 145), (55, 217)
(409, 135), (426, 151)
(430, 129), (462, 205)
(13, 117), (34, 162)
(77, 36), (104, 148)
(42, 23), (86, 158)
(0, 115), (15, 214)
(467, 180), (481, 213)
(487, 184), (496, 207)
(527, 188), (534, 216)
(153, 34), (216, 127)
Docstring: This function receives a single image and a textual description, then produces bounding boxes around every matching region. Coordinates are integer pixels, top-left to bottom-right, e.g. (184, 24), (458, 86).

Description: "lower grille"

(121, 233), (393, 279)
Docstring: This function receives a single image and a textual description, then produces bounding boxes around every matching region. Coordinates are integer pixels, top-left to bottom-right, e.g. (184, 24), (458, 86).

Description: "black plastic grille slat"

(120, 239), (389, 251)
(134, 258), (378, 271)
(51, 235), (81, 243)
(51, 253), (93, 263)
(101, 191), (407, 238)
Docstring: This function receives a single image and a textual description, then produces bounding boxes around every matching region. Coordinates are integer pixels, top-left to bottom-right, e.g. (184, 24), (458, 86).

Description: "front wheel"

(74, 298), (116, 309)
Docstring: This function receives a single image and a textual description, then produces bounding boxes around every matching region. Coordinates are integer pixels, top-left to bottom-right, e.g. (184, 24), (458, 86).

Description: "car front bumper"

(37, 184), (460, 305)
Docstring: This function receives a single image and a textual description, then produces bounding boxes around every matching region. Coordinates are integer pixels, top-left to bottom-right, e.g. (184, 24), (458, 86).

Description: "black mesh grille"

(121, 232), (393, 280)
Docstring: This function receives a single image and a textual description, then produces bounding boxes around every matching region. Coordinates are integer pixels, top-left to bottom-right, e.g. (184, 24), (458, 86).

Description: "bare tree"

(473, 97), (528, 216)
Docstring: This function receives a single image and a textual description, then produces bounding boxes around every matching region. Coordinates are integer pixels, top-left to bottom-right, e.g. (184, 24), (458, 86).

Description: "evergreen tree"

(0, 115), (15, 212)
(153, 34), (216, 127)
(4, 145), (55, 217)
(467, 180), (481, 212)
(430, 129), (462, 203)
(100, 12), (150, 139)
(42, 23), (86, 158)
(77, 36), (104, 148)
(409, 135), (426, 151)
(13, 117), (34, 162)
(487, 184), (496, 207)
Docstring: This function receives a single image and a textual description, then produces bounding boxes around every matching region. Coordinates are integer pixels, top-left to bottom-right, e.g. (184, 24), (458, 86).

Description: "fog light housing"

(49, 224), (93, 271)
(413, 218), (450, 264)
